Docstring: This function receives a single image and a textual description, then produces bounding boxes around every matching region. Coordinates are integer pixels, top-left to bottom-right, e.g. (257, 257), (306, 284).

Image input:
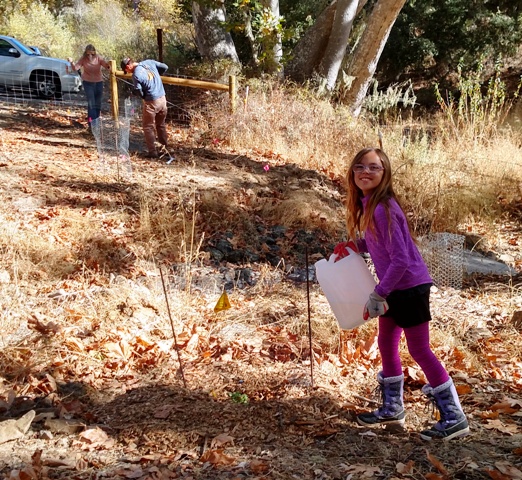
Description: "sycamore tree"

(192, 0), (239, 62)
(341, 0), (408, 115)
(191, 0), (407, 116)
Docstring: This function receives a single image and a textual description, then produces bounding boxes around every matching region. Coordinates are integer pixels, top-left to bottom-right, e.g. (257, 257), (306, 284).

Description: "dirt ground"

(0, 99), (521, 480)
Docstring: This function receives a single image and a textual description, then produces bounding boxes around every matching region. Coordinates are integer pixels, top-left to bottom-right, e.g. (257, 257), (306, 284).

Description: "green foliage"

(1, 2), (74, 59)
(184, 57), (241, 82)
(278, 0), (328, 50)
(381, 0), (522, 81)
(227, 0), (284, 72)
(1, 0), (190, 67)
(226, 0), (329, 71)
(137, 0), (182, 30)
(65, 0), (158, 61)
(0, 0), (44, 19)
(228, 391), (249, 404)
(435, 61), (521, 142)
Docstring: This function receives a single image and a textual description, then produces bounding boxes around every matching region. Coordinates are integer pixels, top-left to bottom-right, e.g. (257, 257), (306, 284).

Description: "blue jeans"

(82, 80), (103, 123)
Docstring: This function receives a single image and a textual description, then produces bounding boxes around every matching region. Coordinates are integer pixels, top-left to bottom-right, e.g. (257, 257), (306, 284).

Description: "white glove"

(363, 291), (389, 320)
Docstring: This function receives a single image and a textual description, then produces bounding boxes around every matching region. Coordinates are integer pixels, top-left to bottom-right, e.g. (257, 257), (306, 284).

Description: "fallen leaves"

(200, 449), (235, 466)
(0, 105), (521, 480)
(153, 404), (174, 419)
(76, 427), (116, 450)
(483, 419), (519, 435)
(493, 462), (522, 479)
(210, 433), (234, 448)
(426, 450), (449, 478)
(486, 462), (522, 480)
(339, 463), (382, 477)
(27, 315), (61, 335)
(396, 460), (415, 474)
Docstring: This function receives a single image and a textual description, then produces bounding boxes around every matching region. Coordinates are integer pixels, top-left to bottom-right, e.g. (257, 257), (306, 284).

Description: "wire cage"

(419, 233), (465, 289)
(91, 115), (132, 181)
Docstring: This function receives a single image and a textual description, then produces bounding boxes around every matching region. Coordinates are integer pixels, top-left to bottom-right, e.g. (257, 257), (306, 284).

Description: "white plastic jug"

(315, 248), (377, 330)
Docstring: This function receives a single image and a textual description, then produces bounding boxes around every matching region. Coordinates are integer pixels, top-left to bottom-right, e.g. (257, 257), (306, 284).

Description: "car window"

(0, 39), (17, 57)
(3, 38), (35, 56)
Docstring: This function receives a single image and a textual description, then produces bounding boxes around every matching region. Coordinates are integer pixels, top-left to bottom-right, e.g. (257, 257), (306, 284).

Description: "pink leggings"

(378, 316), (449, 388)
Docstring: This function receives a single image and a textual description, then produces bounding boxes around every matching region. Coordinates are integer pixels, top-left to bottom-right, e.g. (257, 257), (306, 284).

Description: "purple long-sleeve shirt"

(356, 196), (432, 298)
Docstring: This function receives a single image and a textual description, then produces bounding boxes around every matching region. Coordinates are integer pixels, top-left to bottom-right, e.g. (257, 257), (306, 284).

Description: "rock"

(287, 266), (316, 283)
(237, 268), (255, 286)
(463, 250), (518, 275)
(40, 430), (53, 440)
(498, 253), (515, 264)
(0, 410), (35, 444)
(244, 250), (260, 262)
(44, 418), (85, 434)
(215, 238), (234, 254)
(208, 247), (225, 262)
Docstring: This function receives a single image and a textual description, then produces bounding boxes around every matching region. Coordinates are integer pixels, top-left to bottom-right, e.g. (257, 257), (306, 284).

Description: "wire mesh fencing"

(91, 114), (133, 181)
(419, 233), (465, 289)
(0, 35), (82, 100)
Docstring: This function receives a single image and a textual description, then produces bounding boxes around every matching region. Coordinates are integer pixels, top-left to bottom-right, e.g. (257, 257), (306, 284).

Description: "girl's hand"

(333, 241), (357, 262)
(363, 291), (388, 320)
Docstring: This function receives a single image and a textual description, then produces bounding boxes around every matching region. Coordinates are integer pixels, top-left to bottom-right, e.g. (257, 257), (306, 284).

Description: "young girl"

(68, 45), (110, 126)
(334, 147), (469, 441)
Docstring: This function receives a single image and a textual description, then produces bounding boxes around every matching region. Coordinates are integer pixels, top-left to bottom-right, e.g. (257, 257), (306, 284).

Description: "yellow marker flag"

(214, 291), (231, 312)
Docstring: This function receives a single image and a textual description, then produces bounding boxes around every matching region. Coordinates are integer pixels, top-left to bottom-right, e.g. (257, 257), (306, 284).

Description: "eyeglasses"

(87, 52), (96, 56)
(352, 164), (384, 174)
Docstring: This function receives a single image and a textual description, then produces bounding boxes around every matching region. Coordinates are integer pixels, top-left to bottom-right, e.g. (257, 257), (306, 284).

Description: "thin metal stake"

(159, 266), (187, 388)
(305, 245), (314, 388)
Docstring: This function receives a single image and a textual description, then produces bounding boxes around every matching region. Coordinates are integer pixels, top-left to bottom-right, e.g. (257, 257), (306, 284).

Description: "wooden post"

(157, 29), (163, 63)
(229, 75), (236, 113)
(110, 60), (119, 121)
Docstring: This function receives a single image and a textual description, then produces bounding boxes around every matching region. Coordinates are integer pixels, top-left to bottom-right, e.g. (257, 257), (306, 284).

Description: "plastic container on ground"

(315, 248), (377, 330)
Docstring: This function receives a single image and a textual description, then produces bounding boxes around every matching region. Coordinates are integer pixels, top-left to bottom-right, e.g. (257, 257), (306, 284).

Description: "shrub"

(435, 61), (522, 144)
(63, 0), (192, 67)
(2, 2), (74, 59)
(64, 0), (156, 61)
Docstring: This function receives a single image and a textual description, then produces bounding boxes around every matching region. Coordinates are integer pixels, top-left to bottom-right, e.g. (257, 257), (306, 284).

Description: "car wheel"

(32, 72), (62, 99)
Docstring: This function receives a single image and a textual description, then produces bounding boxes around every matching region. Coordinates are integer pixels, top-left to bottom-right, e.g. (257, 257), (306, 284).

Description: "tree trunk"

(260, 0), (283, 75)
(344, 0), (407, 115)
(285, 0), (338, 82)
(318, 0), (359, 90)
(285, 0), (368, 83)
(192, 0), (239, 63)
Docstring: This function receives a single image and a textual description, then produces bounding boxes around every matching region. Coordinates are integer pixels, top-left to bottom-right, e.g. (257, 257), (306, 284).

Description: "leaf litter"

(0, 102), (520, 479)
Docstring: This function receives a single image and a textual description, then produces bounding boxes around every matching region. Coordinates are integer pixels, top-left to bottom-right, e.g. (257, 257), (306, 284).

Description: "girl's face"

(353, 151), (385, 196)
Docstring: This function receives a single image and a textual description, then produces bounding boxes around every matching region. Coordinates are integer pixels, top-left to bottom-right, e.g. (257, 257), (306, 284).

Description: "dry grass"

(193, 82), (377, 177)
(196, 81), (522, 237)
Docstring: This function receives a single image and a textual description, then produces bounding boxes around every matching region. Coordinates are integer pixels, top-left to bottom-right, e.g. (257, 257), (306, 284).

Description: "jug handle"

(330, 246), (358, 263)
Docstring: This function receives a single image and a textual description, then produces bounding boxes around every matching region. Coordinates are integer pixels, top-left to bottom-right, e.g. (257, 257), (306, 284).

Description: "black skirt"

(381, 283), (432, 328)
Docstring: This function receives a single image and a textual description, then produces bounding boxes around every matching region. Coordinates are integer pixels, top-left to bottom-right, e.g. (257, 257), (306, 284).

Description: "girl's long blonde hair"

(345, 147), (403, 242)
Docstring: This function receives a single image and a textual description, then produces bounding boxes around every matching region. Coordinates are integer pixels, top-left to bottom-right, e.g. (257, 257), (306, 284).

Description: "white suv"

(0, 35), (82, 99)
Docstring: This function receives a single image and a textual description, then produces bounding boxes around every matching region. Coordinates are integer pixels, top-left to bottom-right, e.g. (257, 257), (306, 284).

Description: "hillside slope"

(0, 101), (521, 480)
